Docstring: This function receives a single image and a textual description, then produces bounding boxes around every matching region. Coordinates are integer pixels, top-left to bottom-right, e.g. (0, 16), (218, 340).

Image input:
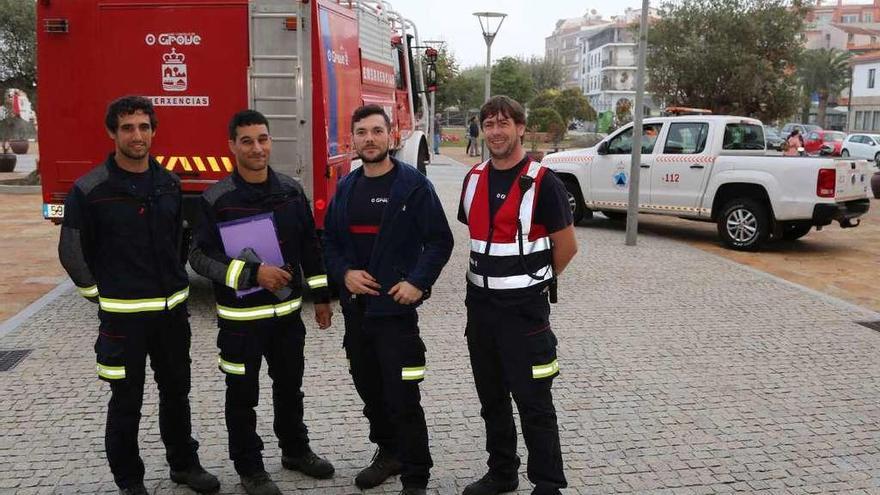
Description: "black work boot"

(170, 464), (220, 493)
(240, 471), (282, 495)
(399, 488), (427, 495)
(462, 472), (519, 495)
(354, 447), (402, 489)
(282, 449), (335, 479)
(118, 483), (148, 495)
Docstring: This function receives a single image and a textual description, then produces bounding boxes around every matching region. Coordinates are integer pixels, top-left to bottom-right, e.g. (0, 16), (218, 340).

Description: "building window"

(817, 13), (833, 25)
(869, 68), (876, 89)
(856, 111), (863, 130)
(842, 14), (859, 23)
(873, 36), (878, 44)
(873, 111), (880, 131)
(866, 13), (874, 23)
(848, 33), (855, 43)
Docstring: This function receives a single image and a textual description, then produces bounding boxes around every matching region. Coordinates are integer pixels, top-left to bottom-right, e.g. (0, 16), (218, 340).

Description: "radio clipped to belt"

(516, 175), (558, 303)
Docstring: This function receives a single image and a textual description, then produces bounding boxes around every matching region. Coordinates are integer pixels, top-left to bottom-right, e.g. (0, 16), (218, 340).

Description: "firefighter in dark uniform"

(189, 110), (334, 495)
(58, 96), (220, 495)
(322, 105), (454, 495)
(458, 96), (578, 495)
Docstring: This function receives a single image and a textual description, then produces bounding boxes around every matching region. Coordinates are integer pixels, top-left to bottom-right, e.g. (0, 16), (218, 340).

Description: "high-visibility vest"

(461, 159), (553, 291)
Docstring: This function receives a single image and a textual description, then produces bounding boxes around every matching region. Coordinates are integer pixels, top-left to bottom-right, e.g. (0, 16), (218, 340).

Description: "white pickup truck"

(543, 115), (871, 251)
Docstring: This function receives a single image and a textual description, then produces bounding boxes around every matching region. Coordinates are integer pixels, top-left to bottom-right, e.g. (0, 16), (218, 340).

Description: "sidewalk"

(1, 163), (879, 493)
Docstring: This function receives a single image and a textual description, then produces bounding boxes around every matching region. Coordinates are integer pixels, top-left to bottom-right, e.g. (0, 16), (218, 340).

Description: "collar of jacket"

(339, 157), (423, 205)
(230, 166), (291, 200)
(102, 153), (175, 193)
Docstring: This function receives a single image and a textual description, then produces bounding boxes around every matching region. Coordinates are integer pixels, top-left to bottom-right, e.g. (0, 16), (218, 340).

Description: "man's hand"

(314, 303), (332, 329)
(256, 264), (292, 292)
(344, 269), (381, 296)
(388, 281), (423, 305)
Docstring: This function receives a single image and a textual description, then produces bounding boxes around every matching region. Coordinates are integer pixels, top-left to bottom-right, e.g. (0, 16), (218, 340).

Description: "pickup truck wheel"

(717, 198), (770, 251)
(563, 179), (586, 224)
(841, 149), (849, 158)
(602, 210), (627, 222)
(780, 222), (812, 241)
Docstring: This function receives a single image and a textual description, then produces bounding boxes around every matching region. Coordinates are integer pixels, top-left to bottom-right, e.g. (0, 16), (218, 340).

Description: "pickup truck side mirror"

(597, 141), (609, 155)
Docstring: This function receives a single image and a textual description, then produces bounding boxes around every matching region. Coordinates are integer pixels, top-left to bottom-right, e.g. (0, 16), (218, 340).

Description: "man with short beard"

(59, 96), (219, 495)
(458, 96), (578, 495)
(322, 105), (453, 495)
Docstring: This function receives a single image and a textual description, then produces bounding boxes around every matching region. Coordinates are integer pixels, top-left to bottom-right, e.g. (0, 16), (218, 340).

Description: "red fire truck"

(37, 0), (432, 229)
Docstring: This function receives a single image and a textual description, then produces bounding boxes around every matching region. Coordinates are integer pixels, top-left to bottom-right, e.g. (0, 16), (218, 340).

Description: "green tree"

(491, 57), (535, 105)
(432, 46), (460, 110)
(647, 0), (807, 122)
(797, 48), (851, 128)
(438, 66), (484, 111)
(526, 107), (565, 149)
(0, 0), (37, 101)
(523, 56), (565, 92)
(529, 88), (596, 127)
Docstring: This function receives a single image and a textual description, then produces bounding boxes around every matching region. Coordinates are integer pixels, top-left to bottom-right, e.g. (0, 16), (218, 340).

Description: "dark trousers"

(217, 314), (310, 476)
(342, 304), (432, 489)
(465, 293), (567, 494)
(95, 307), (200, 490)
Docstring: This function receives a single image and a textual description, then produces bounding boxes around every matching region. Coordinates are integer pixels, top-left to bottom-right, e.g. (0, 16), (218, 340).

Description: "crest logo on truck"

(162, 49), (188, 92)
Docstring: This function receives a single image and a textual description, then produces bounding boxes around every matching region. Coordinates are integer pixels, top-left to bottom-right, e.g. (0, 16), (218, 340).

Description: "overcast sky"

(386, 0), (648, 68)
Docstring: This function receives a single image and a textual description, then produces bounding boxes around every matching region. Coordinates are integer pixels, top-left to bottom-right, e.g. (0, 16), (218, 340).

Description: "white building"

(578, 20), (658, 116)
(545, 11), (609, 89)
(849, 51), (880, 131)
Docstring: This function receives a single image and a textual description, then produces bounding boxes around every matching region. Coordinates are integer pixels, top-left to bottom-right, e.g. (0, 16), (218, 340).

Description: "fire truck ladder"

(248, 1), (309, 184)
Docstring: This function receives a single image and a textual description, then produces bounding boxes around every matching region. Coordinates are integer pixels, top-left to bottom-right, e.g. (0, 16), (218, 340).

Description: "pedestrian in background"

(433, 112), (443, 154)
(467, 116), (480, 157)
(784, 128), (804, 156)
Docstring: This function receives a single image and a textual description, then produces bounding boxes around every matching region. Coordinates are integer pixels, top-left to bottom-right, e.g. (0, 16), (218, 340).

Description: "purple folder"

(218, 212), (284, 297)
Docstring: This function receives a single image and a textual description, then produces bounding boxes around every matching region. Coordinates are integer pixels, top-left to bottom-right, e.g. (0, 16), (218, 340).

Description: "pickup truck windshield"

(723, 123), (765, 150)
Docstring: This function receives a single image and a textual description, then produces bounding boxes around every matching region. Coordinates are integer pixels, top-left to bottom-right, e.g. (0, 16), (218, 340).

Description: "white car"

(841, 133), (880, 162)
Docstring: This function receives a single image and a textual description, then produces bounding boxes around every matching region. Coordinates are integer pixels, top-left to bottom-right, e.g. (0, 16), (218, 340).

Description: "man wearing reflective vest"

(458, 96), (578, 495)
(189, 110), (334, 495)
(58, 96), (219, 495)
(322, 105), (454, 495)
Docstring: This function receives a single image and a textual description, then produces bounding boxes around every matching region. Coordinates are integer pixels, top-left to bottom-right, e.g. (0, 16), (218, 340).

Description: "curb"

(0, 280), (73, 339)
(0, 184), (41, 194)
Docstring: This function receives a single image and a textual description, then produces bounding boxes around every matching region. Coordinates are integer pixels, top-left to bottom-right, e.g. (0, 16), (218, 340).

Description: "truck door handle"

(640, 164), (650, 168)
(690, 164), (705, 169)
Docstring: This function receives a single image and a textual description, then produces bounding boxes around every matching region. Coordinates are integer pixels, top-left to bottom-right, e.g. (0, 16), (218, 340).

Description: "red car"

(803, 130), (846, 156)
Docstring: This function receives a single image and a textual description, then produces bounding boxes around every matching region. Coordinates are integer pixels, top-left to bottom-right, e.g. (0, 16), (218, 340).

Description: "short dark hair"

(105, 96), (157, 133)
(479, 95), (526, 128)
(228, 110), (270, 140)
(351, 104), (391, 132)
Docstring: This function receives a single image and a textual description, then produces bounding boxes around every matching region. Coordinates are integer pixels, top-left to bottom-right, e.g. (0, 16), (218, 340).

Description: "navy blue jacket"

(322, 159), (453, 316)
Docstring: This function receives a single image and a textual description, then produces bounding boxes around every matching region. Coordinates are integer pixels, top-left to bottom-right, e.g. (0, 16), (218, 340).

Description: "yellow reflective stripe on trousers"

(218, 356), (245, 375)
(226, 259), (246, 289)
(78, 285), (99, 298)
(532, 359), (559, 379)
(306, 274), (328, 289)
(99, 287), (190, 313)
(97, 363), (126, 380)
(216, 298), (303, 321)
(402, 366), (426, 380)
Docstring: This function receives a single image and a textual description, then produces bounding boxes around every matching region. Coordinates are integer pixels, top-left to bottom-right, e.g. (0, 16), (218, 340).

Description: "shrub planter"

(526, 150), (545, 162)
(871, 171), (880, 199)
(0, 153), (16, 172)
(8, 140), (28, 155)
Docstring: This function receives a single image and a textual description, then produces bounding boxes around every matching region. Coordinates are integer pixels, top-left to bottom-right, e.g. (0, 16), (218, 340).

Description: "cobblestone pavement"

(1, 160), (880, 494)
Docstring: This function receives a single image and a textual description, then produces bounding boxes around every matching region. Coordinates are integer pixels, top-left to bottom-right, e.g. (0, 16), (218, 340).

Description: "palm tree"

(797, 48), (852, 128)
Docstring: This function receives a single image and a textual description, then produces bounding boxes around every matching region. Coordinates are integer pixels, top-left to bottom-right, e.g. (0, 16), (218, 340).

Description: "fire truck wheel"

(418, 140), (429, 175)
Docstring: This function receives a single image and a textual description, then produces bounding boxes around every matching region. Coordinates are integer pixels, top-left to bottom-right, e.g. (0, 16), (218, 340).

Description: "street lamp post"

(474, 11), (506, 160)
(422, 40), (445, 162)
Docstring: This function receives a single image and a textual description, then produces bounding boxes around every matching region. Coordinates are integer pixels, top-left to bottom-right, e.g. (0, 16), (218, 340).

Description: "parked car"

(841, 133), (880, 162)
(764, 127), (785, 151)
(781, 123), (822, 136)
(543, 115), (871, 251)
(804, 130), (846, 156)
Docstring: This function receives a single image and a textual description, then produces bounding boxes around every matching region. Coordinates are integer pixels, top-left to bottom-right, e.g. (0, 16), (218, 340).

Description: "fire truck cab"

(38, 0), (432, 229)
